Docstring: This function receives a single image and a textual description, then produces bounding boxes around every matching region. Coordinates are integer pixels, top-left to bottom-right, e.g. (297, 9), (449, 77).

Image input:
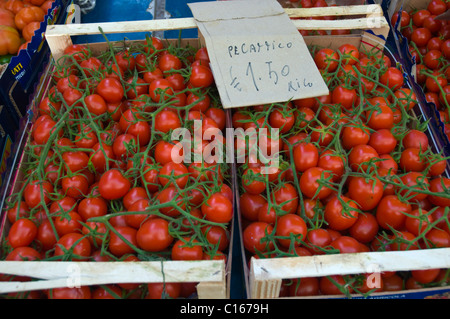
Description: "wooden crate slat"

(0, 260), (226, 294)
(251, 248), (450, 282)
(45, 5), (390, 61)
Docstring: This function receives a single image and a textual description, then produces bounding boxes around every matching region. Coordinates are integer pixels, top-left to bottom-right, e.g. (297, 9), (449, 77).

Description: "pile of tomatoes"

(235, 41), (450, 297)
(0, 36), (232, 299)
(392, 0), (450, 140)
(0, 0), (55, 60)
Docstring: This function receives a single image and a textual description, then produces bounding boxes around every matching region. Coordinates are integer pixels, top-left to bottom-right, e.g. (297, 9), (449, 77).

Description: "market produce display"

(0, 0), (55, 62)
(392, 0), (450, 140)
(235, 41), (450, 297)
(0, 36), (232, 299)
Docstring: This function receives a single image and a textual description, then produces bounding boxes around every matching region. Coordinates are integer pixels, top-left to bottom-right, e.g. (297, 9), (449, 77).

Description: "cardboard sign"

(188, 0), (329, 109)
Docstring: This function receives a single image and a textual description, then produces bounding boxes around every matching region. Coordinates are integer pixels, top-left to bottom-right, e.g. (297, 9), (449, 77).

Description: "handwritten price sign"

(227, 40), (314, 93)
(189, 0), (329, 109)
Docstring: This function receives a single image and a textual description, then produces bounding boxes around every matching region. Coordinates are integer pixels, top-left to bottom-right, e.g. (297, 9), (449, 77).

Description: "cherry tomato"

(54, 232), (91, 260)
(189, 64), (214, 88)
(8, 218), (38, 248)
(171, 237), (204, 261)
(96, 77), (124, 103)
(136, 218), (173, 252)
(243, 221), (274, 254)
(201, 192), (233, 223)
(108, 226), (138, 257)
(376, 195), (411, 230)
(275, 213), (308, 248)
(324, 196), (359, 231)
(299, 167), (332, 200)
(98, 169), (131, 200)
(146, 282), (181, 299)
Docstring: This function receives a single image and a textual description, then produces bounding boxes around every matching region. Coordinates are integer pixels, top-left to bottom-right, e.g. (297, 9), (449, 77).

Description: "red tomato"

(424, 229), (450, 248)
(399, 172), (429, 201)
(6, 201), (29, 224)
(63, 44), (89, 63)
(380, 67), (404, 90)
(92, 285), (122, 299)
(242, 167), (266, 195)
(156, 186), (186, 217)
(289, 277), (320, 297)
(324, 196), (359, 231)
(338, 43), (359, 65)
(54, 232), (91, 260)
(202, 225), (229, 252)
(293, 142), (319, 172)
(96, 77), (124, 103)
(61, 174), (89, 200)
(158, 161), (189, 189)
(89, 142), (116, 173)
(243, 221), (274, 254)
(136, 218), (173, 252)
(240, 192), (267, 221)
(341, 124), (370, 150)
(23, 180), (53, 208)
(269, 105), (295, 133)
(273, 182), (299, 214)
(149, 78), (175, 102)
(403, 129), (429, 151)
(348, 144), (380, 172)
(314, 48), (338, 71)
(98, 169), (131, 200)
(54, 211), (83, 236)
(376, 195), (411, 230)
(299, 167), (332, 200)
(332, 85), (357, 110)
(37, 220), (58, 251)
(154, 109), (181, 133)
(428, 177), (450, 206)
(317, 150), (344, 181)
(8, 218), (38, 248)
(405, 209), (434, 236)
(348, 212), (379, 244)
(147, 282), (181, 299)
(201, 192), (233, 223)
(6, 246), (41, 261)
(428, 0), (447, 15)
(48, 286), (91, 299)
(275, 213), (308, 248)
(320, 275), (353, 295)
(330, 235), (362, 254)
(171, 237), (204, 261)
(347, 176), (384, 211)
(108, 226), (138, 257)
(368, 129), (397, 155)
(78, 196), (108, 221)
(190, 64), (214, 88)
(84, 94), (107, 116)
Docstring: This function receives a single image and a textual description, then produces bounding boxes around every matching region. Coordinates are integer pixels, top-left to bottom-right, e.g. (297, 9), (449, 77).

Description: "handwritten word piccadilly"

(228, 40), (293, 58)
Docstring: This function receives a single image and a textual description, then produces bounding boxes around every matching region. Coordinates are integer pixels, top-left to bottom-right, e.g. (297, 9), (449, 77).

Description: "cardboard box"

(0, 0), (70, 125)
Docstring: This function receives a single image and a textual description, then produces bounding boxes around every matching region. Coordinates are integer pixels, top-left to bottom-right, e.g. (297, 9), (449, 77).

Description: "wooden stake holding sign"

(188, 0), (329, 109)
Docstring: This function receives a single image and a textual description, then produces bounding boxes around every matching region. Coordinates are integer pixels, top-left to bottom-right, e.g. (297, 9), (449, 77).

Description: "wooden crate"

(233, 5), (450, 299)
(0, 15), (235, 300)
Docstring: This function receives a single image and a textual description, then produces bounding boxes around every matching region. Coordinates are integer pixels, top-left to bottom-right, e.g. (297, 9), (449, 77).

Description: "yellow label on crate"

(10, 62), (23, 76)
